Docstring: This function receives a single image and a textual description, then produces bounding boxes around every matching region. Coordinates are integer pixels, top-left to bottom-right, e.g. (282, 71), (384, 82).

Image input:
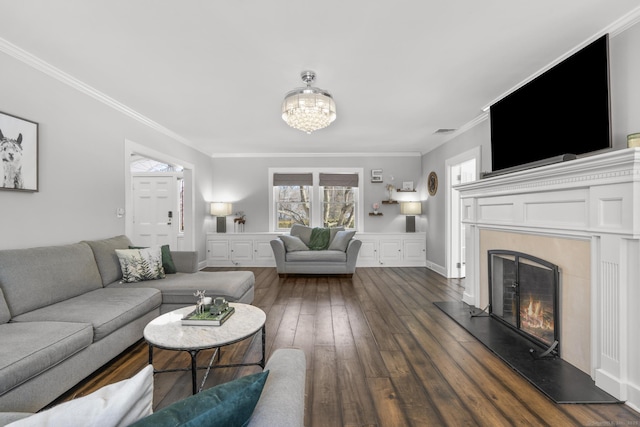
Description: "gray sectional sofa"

(270, 224), (362, 277)
(0, 235), (255, 413)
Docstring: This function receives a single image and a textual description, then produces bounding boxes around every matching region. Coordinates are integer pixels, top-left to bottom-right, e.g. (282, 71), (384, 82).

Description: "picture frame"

(402, 181), (414, 191)
(0, 111), (38, 192)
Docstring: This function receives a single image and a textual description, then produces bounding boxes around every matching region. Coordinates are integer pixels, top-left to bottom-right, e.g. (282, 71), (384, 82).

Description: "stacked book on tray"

(182, 306), (235, 326)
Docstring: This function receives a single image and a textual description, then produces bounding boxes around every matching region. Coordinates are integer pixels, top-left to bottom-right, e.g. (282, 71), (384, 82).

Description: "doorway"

(124, 140), (195, 251)
(445, 147), (480, 278)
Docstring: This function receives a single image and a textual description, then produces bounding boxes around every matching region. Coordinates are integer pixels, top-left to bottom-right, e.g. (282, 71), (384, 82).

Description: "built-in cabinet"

(206, 233), (281, 267)
(355, 233), (426, 267)
(207, 232), (426, 267)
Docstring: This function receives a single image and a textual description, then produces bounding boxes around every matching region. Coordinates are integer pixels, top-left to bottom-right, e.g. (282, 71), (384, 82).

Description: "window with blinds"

(319, 173), (358, 229)
(273, 173), (312, 229)
(272, 170), (360, 231)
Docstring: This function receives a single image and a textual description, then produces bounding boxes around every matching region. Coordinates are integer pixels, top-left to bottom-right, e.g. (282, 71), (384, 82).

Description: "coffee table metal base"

(149, 324), (266, 394)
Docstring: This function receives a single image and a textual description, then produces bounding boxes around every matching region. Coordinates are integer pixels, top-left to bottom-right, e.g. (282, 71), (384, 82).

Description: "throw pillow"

(115, 247), (165, 283)
(130, 371), (269, 427)
(328, 230), (356, 251)
(129, 245), (177, 274)
(290, 224), (312, 246)
(279, 235), (309, 252)
(308, 227), (331, 250)
(7, 365), (153, 427)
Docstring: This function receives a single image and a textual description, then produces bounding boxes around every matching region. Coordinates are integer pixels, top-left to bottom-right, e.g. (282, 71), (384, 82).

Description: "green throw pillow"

(130, 371), (269, 427)
(130, 245), (177, 274)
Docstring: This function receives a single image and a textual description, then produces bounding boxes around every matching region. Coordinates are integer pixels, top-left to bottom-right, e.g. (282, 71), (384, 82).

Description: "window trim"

(269, 167), (364, 232)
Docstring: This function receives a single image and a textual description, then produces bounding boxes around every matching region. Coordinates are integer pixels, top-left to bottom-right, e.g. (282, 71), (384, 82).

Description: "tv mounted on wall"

(487, 34), (611, 177)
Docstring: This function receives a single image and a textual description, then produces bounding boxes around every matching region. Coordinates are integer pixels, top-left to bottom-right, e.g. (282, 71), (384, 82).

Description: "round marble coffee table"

(143, 303), (266, 394)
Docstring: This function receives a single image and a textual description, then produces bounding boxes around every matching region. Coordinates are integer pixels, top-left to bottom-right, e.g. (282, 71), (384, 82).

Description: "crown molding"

(0, 36), (207, 154)
(210, 151), (423, 158)
(481, 6), (640, 112)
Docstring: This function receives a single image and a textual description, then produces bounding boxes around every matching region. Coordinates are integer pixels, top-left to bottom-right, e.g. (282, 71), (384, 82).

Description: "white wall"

(210, 155), (424, 233)
(422, 21), (640, 273)
(0, 51), (215, 259)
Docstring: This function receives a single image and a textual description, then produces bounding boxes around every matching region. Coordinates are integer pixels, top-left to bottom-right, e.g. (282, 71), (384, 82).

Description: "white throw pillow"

(279, 235), (310, 252)
(328, 230), (356, 252)
(7, 365), (154, 427)
(116, 247), (165, 283)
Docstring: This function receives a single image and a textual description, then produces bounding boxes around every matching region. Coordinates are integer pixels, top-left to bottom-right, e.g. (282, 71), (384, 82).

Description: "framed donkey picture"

(0, 111), (38, 192)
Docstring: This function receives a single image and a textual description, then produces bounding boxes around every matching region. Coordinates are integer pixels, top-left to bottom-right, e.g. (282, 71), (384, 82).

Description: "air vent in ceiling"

(434, 128), (457, 134)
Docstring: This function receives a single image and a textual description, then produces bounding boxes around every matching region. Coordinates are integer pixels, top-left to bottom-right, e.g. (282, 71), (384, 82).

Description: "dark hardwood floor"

(54, 267), (640, 426)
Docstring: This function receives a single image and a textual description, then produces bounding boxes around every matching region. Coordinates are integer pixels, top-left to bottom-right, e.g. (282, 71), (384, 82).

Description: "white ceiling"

(1, 1), (639, 157)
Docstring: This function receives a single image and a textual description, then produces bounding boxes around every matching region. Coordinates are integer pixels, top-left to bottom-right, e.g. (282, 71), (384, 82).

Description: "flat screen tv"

(488, 34), (611, 176)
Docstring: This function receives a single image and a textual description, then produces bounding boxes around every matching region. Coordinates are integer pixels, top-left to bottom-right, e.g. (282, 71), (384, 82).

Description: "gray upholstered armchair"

(270, 224), (362, 277)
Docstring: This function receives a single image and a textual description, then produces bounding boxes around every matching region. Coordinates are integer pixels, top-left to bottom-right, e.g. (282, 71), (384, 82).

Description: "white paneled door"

(132, 174), (179, 249)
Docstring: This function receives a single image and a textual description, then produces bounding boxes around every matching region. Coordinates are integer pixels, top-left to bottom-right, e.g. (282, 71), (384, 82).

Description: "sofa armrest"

(170, 251), (199, 273)
(248, 348), (306, 427)
(346, 239), (362, 260)
(269, 239), (286, 273)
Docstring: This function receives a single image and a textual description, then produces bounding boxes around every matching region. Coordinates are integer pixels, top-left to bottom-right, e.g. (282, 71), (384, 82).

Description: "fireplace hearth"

(488, 250), (560, 357)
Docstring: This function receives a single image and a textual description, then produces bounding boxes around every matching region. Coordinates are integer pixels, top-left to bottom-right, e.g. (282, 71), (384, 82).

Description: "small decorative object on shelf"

(401, 181), (414, 191)
(386, 183), (395, 201)
(372, 202), (379, 214)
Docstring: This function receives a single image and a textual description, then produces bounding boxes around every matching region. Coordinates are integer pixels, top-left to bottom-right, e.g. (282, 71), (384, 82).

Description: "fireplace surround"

(457, 148), (640, 410)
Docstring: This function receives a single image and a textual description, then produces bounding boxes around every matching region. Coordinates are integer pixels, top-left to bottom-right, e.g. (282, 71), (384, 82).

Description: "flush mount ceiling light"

(282, 70), (336, 134)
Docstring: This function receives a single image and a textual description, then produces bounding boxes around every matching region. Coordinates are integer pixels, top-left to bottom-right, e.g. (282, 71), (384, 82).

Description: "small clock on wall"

(428, 171), (438, 196)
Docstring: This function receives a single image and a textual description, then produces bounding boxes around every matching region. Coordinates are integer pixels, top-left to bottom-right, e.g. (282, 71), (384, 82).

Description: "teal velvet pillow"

(130, 371), (269, 427)
(130, 245), (177, 274)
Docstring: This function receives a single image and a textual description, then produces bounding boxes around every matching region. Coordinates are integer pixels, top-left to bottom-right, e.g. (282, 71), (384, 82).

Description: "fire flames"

(520, 296), (553, 331)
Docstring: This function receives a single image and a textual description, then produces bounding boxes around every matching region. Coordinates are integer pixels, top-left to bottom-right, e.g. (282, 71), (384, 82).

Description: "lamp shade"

(210, 202), (233, 217)
(400, 201), (422, 215)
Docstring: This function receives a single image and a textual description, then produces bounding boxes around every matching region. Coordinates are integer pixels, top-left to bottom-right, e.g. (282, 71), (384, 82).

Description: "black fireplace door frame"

(488, 249), (560, 353)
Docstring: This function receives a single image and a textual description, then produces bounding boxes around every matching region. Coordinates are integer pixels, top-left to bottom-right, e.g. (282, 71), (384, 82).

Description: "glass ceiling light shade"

(282, 70), (336, 134)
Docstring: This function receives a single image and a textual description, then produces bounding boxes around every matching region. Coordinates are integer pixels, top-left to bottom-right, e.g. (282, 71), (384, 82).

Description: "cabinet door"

(357, 239), (378, 266)
(403, 239), (426, 264)
(254, 239), (276, 265)
(207, 240), (229, 262)
(379, 239), (402, 264)
(230, 240), (253, 264)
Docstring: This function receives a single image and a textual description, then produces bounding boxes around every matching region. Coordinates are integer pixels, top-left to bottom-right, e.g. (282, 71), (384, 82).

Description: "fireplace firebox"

(488, 250), (560, 356)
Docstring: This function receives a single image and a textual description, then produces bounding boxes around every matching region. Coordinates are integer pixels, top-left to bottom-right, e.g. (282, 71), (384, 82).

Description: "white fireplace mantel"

(457, 148), (640, 410)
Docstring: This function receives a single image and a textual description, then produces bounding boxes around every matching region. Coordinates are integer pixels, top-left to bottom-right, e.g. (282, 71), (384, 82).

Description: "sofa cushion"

(278, 235), (309, 252)
(11, 288), (161, 342)
(83, 235), (133, 286)
(130, 371), (268, 427)
(290, 224), (344, 247)
(328, 230), (356, 252)
(115, 247), (166, 283)
(106, 271), (255, 306)
(0, 243), (103, 316)
(0, 288), (11, 324)
(6, 365), (153, 427)
(0, 321), (93, 396)
(285, 250), (347, 262)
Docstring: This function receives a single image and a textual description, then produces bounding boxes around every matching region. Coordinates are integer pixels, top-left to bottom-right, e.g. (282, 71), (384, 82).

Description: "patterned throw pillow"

(115, 247), (166, 283)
